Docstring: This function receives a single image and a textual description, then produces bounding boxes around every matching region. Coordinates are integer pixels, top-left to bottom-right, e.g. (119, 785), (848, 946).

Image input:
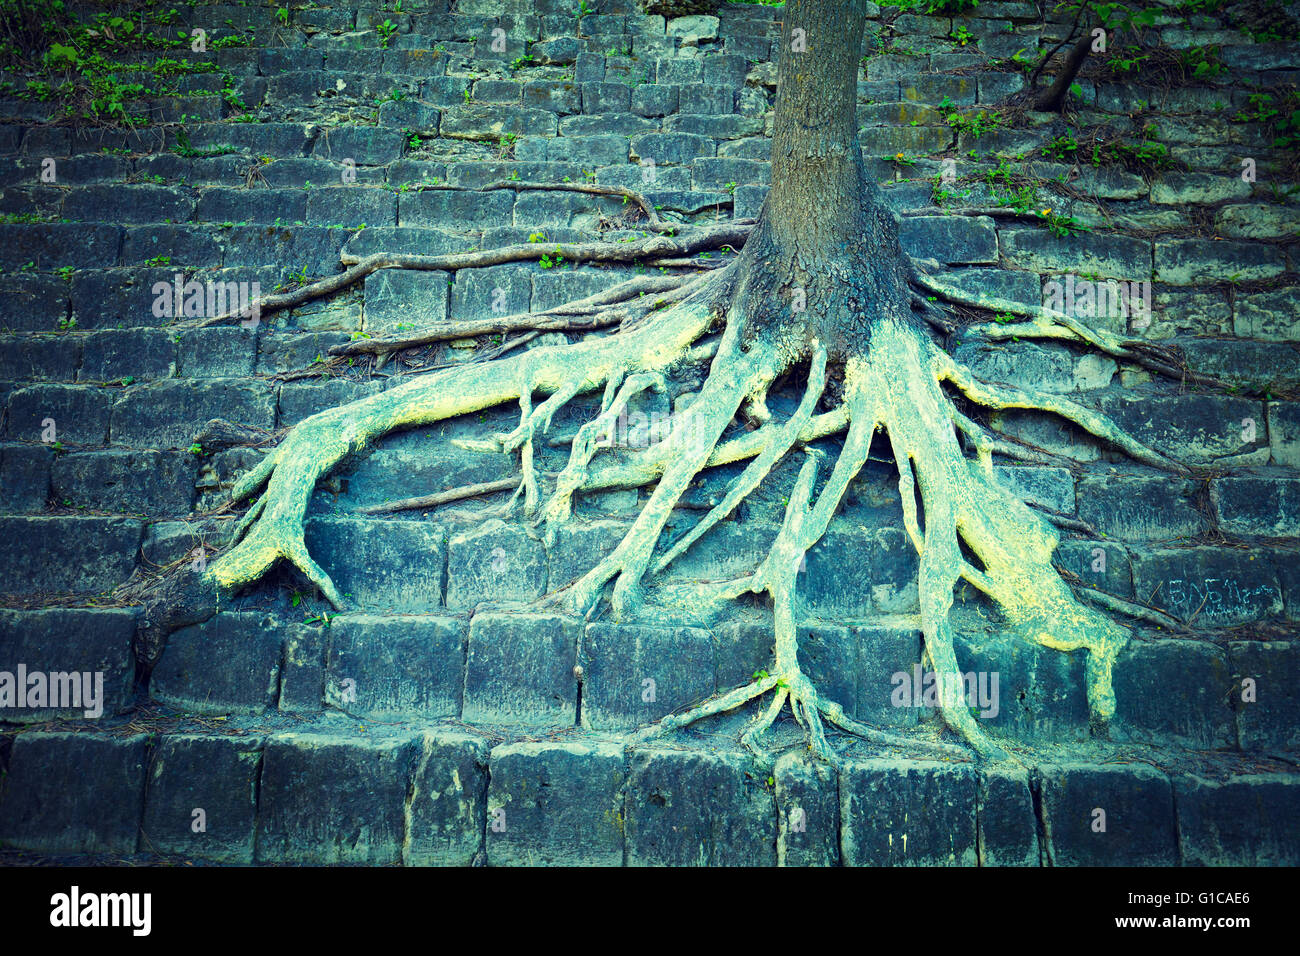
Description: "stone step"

(2, 516), (1292, 740)
(0, 721), (1295, 865)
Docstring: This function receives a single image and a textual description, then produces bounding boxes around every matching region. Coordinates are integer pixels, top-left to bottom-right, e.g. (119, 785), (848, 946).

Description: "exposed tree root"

(915, 273), (1226, 388)
(905, 206), (1069, 221)
(871, 321), (1131, 750)
(653, 345), (828, 575)
(644, 373), (916, 764)
(208, 275), (1192, 762)
(186, 222), (751, 328)
(197, 147), (1207, 765)
(559, 316), (781, 618)
(1031, 507), (1098, 535)
(936, 351), (1189, 473)
(1074, 586), (1185, 632)
(537, 368), (670, 542)
(356, 476), (520, 515)
(140, 0), (1225, 769)
(207, 271), (727, 603)
(329, 274), (694, 359)
(949, 405), (1070, 468)
(592, 320), (1167, 759)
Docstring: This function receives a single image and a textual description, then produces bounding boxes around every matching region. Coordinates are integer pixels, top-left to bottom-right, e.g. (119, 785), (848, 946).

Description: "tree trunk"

(764, 0), (869, 255)
(733, 0), (913, 362)
(1031, 29), (1094, 112)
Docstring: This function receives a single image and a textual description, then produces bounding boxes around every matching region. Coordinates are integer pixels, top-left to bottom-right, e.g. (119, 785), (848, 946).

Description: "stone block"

(486, 741), (626, 865)
(463, 612), (579, 726)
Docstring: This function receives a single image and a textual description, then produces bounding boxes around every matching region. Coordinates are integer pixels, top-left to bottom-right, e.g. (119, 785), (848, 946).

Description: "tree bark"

(1031, 29), (1094, 112)
(764, 0), (869, 255)
(732, 0), (913, 361)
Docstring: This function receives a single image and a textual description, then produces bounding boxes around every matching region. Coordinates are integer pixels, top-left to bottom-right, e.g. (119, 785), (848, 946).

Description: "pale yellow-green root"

(207, 291), (719, 606)
(874, 319), (1130, 735)
(572, 402), (850, 500)
(949, 406), (1066, 469)
(539, 370), (667, 545)
(655, 319), (1151, 762)
(210, 271), (1166, 768)
(644, 449), (843, 765)
(503, 378), (583, 516)
(935, 350), (1188, 474)
(653, 344), (828, 575)
(231, 490), (268, 542)
(915, 274), (1197, 383)
(1076, 586), (1184, 631)
(734, 448), (838, 763)
(918, 275), (1140, 356)
(853, 326), (1010, 759)
(642, 410), (972, 766)
(652, 673), (783, 735)
(562, 317), (779, 619)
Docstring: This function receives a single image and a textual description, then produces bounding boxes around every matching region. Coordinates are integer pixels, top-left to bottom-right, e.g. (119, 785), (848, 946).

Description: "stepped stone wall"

(0, 0), (1297, 865)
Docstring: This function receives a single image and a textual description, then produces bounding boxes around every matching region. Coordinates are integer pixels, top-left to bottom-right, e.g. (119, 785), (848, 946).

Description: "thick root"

(915, 273), (1213, 386)
(502, 379), (582, 516)
(539, 370), (668, 543)
(563, 318), (778, 618)
(654, 344), (828, 575)
(207, 290), (720, 605)
(210, 262), (1172, 768)
(643, 448), (842, 764)
(871, 319), (1129, 738)
(332, 273), (698, 360)
(935, 350), (1189, 474)
(643, 428), (970, 766)
(654, 318), (1146, 763)
(192, 222), (749, 329)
